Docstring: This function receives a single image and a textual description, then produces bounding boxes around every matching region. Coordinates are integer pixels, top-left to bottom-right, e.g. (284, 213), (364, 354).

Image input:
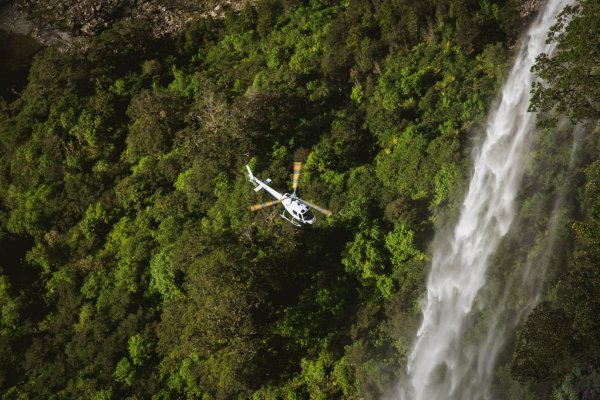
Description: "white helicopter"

(246, 162), (332, 226)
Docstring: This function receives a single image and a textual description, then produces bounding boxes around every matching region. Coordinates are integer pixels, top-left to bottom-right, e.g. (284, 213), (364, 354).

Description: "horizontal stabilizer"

(253, 178), (272, 191)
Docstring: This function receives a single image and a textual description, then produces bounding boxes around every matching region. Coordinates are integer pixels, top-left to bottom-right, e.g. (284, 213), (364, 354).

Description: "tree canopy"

(0, 0), (598, 399)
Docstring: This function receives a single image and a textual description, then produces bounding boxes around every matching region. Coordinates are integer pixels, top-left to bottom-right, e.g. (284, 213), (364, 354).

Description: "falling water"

(459, 124), (583, 400)
(396, 0), (574, 399)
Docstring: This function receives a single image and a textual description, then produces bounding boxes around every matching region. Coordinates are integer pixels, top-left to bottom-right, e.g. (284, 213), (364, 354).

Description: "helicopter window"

(305, 209), (315, 220)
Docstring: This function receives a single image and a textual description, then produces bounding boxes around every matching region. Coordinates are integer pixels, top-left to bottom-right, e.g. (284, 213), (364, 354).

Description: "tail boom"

(245, 164), (284, 200)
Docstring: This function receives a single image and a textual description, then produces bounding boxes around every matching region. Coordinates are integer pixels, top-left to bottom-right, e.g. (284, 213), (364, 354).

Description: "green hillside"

(0, 1), (598, 399)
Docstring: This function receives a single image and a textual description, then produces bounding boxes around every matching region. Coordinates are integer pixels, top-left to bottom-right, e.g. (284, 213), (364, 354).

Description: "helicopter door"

(297, 209), (308, 223)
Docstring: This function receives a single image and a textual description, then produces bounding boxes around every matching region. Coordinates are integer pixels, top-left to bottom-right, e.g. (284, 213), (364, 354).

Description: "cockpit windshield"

(303, 209), (315, 221)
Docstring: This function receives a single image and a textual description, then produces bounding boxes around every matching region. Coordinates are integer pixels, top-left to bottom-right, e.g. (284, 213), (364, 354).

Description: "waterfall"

(460, 124), (583, 400)
(395, 0), (575, 399)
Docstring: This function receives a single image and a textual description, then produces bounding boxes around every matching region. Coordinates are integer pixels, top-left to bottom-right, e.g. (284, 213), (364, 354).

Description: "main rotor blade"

(249, 199), (283, 211)
(292, 162), (302, 193)
(302, 199), (332, 217)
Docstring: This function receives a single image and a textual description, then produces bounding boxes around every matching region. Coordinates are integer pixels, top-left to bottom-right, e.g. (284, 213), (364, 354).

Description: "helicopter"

(246, 162), (332, 227)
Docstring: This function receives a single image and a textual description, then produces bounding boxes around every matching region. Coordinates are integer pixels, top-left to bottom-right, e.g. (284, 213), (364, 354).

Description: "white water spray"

(396, 1), (574, 399)
(460, 124), (583, 400)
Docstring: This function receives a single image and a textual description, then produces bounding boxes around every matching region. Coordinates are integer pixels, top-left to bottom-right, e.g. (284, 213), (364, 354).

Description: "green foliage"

(0, 273), (20, 333)
(128, 334), (153, 367)
(385, 223), (424, 269)
(530, 0), (600, 124)
(114, 357), (136, 386)
(149, 246), (181, 303)
(125, 90), (186, 162)
(511, 303), (573, 383)
(343, 222), (393, 299)
(375, 125), (430, 200)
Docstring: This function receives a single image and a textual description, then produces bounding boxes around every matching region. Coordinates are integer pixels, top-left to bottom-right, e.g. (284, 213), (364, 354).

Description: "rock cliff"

(1, 0), (252, 50)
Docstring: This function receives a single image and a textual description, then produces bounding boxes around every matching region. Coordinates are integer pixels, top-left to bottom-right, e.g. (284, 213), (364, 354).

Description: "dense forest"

(0, 0), (598, 399)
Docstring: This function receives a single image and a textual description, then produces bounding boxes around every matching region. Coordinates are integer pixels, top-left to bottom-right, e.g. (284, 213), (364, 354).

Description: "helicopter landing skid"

(281, 210), (301, 227)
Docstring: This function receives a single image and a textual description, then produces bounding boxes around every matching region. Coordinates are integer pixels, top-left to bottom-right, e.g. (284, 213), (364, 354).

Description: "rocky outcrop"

(16, 0), (254, 36)
(0, 2), (74, 47)
(1, 0), (253, 50)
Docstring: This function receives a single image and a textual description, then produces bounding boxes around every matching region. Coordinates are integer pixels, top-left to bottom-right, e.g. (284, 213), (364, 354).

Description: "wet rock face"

(517, 0), (545, 19)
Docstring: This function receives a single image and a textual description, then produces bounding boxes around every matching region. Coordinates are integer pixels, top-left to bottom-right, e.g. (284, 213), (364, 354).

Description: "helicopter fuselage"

(281, 194), (316, 225)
